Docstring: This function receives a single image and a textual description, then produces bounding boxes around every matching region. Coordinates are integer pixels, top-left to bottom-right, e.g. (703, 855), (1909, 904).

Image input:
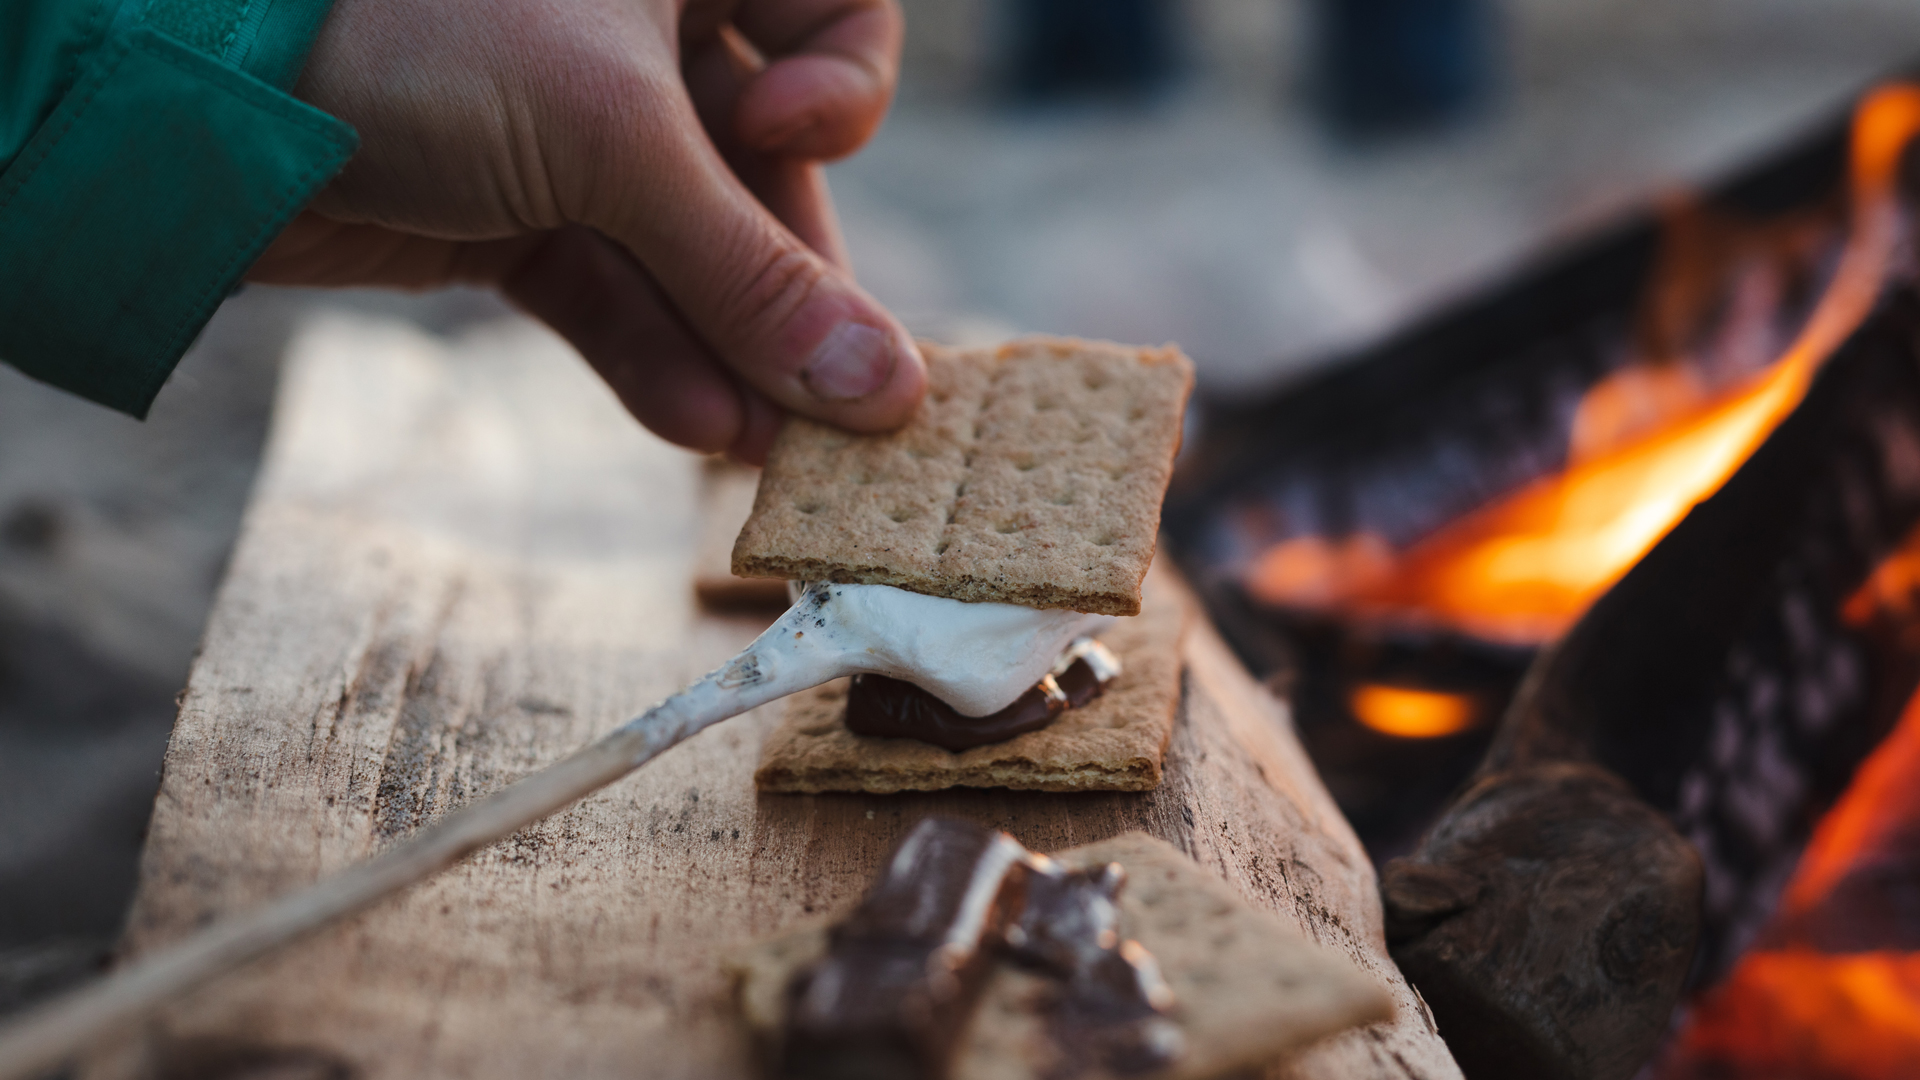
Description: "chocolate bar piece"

(782, 818), (1178, 1080)
(1005, 862), (1182, 1076)
(782, 819), (1033, 1079)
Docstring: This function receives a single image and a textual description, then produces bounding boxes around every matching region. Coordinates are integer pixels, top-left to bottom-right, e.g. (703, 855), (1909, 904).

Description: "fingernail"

(802, 322), (897, 401)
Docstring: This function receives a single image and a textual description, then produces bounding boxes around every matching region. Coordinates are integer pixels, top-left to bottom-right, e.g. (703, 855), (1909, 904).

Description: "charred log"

(1384, 290), (1920, 1080)
(1383, 763), (1698, 1080)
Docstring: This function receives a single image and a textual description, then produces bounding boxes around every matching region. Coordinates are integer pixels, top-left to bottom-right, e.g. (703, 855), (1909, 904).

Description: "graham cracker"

(731, 336), (1195, 617)
(730, 833), (1395, 1080)
(692, 459), (793, 612)
(753, 564), (1188, 794)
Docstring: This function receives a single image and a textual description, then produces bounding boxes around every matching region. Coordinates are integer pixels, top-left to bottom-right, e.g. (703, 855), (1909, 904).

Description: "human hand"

(248, 0), (922, 464)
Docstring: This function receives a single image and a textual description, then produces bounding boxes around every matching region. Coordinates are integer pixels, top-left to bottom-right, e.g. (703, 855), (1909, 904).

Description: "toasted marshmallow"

(709, 583), (1116, 718)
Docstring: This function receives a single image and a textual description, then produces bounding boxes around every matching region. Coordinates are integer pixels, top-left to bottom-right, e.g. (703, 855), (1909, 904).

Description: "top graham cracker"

(731, 336), (1194, 616)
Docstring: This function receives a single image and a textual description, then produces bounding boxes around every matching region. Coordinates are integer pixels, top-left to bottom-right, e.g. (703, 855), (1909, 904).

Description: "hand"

(248, 0), (923, 464)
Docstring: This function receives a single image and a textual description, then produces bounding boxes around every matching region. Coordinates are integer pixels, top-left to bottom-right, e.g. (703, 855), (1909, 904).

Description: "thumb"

(579, 92), (923, 433)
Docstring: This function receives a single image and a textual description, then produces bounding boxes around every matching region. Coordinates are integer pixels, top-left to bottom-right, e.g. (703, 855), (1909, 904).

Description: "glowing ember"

(1348, 684), (1478, 739)
(1251, 84), (1920, 646)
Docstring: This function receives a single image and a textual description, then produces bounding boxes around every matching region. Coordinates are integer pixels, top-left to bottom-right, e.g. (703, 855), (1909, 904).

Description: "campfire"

(1245, 85), (1920, 648)
(1168, 81), (1920, 1079)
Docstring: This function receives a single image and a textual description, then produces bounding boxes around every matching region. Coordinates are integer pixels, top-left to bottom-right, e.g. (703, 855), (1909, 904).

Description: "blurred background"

(6, 0), (1920, 1015)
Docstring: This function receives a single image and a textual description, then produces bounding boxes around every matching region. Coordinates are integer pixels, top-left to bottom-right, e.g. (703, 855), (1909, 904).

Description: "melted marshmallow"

(811, 584), (1116, 716)
(725, 583), (1116, 717)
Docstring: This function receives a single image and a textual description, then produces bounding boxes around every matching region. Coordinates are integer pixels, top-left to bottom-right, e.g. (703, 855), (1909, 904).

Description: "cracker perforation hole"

(796, 502), (822, 515)
(1127, 403), (1147, 421)
(1092, 533), (1118, 547)
(934, 540), (951, 555)
(888, 507), (917, 523)
(1084, 372), (1110, 391)
(995, 521), (1021, 535)
(1035, 398), (1061, 412)
(1012, 455), (1038, 472)
(1050, 491), (1076, 506)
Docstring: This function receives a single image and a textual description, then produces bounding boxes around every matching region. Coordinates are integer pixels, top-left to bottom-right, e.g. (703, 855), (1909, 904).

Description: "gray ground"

(5, 0), (1919, 1016)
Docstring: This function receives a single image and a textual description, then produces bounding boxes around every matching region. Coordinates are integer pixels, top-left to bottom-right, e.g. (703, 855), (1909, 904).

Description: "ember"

(1347, 684), (1478, 739)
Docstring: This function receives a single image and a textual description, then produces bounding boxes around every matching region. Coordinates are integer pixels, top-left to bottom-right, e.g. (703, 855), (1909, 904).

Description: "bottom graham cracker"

(753, 563), (1189, 794)
(730, 833), (1395, 1080)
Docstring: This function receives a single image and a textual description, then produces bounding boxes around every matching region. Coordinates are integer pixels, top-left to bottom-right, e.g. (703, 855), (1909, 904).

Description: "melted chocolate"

(844, 643), (1118, 752)
(1003, 864), (1182, 1076)
(782, 819), (1030, 1080)
(782, 818), (1179, 1080)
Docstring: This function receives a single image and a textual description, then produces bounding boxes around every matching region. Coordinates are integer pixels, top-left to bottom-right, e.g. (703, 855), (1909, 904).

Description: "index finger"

(727, 0), (902, 160)
(684, 26), (852, 268)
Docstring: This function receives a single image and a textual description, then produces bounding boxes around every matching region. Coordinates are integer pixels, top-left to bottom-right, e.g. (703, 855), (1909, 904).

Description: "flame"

(1674, 950), (1920, 1078)
(1781, 652), (1920, 921)
(1251, 534), (1394, 608)
(1251, 85), (1920, 646)
(1348, 684), (1478, 738)
(1842, 520), (1920, 629)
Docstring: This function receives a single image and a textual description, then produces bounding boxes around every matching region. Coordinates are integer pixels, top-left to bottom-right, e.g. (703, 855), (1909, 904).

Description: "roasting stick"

(0, 583), (1110, 1080)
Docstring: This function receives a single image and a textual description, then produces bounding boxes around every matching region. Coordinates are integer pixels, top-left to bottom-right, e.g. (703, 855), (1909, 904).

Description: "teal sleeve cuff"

(230, 0), (339, 91)
(145, 0), (338, 92)
(0, 24), (355, 416)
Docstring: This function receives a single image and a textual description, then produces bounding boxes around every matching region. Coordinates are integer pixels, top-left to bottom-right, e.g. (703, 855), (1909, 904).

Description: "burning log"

(1164, 99), (1867, 857)
(1384, 287), (1920, 1080)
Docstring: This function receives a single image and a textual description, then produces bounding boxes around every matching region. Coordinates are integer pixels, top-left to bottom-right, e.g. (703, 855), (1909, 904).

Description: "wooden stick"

(0, 636), (801, 1080)
(0, 576), (1110, 1079)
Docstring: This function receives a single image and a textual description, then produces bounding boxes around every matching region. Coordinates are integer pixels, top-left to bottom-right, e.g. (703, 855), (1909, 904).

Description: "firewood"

(1382, 293), (1920, 1080)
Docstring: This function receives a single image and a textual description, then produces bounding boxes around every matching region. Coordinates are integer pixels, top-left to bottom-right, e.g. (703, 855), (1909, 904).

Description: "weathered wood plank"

(89, 316), (1458, 1080)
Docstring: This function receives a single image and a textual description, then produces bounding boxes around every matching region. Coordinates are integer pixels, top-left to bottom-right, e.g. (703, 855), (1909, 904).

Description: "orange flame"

(1251, 85), (1920, 645)
(1348, 684), (1478, 738)
(1673, 950), (1920, 1078)
(1842, 519), (1920, 630)
(1782, 653), (1920, 921)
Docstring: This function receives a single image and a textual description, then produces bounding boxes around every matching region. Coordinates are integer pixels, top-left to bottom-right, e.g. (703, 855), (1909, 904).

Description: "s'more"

(733, 336), (1196, 794)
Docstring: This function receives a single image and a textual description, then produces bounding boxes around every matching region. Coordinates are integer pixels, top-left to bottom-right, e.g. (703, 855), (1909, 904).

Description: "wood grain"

(86, 315), (1458, 1080)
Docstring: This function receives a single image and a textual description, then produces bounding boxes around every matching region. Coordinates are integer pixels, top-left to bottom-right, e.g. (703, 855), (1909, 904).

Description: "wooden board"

(86, 316), (1459, 1080)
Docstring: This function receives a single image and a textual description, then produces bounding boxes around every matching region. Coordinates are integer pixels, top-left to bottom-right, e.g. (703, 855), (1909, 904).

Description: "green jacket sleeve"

(0, 0), (357, 417)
